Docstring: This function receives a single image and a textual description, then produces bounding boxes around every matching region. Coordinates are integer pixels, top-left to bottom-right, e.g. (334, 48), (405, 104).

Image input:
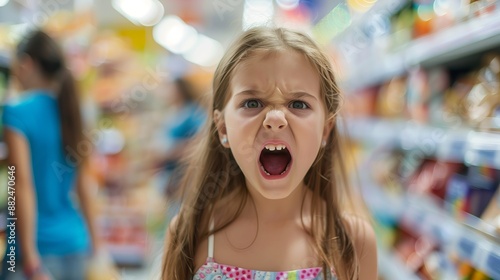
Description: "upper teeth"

(265, 144), (286, 151)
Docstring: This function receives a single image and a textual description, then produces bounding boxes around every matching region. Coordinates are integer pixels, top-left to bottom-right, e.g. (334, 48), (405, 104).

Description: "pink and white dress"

(193, 222), (337, 280)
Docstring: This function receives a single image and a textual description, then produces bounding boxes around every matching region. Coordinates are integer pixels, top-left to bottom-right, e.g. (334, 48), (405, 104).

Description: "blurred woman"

(1, 30), (100, 280)
(154, 78), (206, 198)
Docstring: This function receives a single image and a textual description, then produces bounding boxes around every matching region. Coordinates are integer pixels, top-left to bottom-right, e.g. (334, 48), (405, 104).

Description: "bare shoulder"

(342, 215), (378, 280)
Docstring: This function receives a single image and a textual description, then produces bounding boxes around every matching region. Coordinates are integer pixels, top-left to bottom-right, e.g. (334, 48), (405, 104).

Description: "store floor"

(118, 236), (164, 279)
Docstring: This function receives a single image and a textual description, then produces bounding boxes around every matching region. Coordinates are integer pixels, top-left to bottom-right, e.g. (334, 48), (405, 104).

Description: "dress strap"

(208, 218), (214, 258)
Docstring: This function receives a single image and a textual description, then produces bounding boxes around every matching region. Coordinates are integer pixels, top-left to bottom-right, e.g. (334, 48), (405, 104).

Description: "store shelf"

(407, 11), (500, 68)
(341, 10), (500, 91)
(343, 118), (500, 169)
(362, 182), (500, 279)
(378, 247), (420, 280)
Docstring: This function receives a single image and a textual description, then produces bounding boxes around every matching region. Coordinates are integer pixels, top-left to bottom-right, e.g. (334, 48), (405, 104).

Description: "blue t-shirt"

(167, 102), (206, 141)
(162, 102), (206, 171)
(1, 90), (89, 256)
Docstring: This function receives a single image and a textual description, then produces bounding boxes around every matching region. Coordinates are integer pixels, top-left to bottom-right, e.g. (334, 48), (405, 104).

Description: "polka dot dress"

(193, 257), (336, 280)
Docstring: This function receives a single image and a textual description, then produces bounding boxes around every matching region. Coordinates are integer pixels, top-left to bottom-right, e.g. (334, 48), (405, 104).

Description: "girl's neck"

(243, 181), (310, 223)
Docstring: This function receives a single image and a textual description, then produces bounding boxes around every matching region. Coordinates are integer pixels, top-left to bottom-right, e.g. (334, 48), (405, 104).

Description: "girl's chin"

(253, 180), (298, 200)
(256, 190), (294, 200)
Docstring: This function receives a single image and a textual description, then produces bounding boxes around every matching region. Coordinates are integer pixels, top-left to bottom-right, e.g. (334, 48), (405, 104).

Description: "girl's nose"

(263, 109), (288, 131)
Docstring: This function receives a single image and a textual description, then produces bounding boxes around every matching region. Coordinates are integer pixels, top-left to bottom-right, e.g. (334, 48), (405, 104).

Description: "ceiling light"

(112, 0), (164, 26)
(153, 15), (199, 54)
(276, 0), (299, 10)
(183, 35), (224, 67)
(243, 0), (275, 30)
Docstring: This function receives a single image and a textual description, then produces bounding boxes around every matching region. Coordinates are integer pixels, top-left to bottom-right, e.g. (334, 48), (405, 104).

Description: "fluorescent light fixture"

(153, 15), (199, 54)
(433, 0), (451, 16)
(183, 34), (224, 67)
(276, 0), (299, 10)
(0, 0), (9, 7)
(112, 0), (164, 26)
(154, 15), (223, 67)
(243, 0), (274, 30)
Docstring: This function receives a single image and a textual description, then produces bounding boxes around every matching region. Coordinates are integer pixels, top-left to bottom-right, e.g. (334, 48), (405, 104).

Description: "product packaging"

(408, 160), (463, 200)
(407, 67), (430, 123)
(445, 173), (470, 216)
(465, 166), (500, 217)
(481, 185), (500, 234)
(464, 54), (500, 129)
(377, 77), (407, 119)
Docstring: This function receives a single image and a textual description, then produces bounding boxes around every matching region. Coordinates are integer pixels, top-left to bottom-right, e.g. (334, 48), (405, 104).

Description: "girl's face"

(215, 50), (333, 200)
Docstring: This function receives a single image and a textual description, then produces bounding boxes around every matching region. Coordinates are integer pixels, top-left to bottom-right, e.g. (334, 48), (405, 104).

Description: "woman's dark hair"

(16, 30), (84, 158)
(174, 77), (197, 103)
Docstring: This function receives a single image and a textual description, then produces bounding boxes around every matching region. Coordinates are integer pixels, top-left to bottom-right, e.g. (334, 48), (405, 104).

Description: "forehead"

(230, 50), (320, 97)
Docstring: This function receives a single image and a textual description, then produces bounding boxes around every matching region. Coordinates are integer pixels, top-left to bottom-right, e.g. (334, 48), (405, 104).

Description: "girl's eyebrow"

(235, 89), (262, 97)
(235, 90), (318, 101)
(289, 91), (318, 101)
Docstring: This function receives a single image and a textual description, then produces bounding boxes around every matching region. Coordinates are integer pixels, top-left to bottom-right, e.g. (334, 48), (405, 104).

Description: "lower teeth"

(261, 165), (271, 176)
(280, 164), (290, 175)
(261, 165), (289, 176)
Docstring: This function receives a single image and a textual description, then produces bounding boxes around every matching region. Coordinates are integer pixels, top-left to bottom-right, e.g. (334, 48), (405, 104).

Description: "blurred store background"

(0, 0), (500, 279)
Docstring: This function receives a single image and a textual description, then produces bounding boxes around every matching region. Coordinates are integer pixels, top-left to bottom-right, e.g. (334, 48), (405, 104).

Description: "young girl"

(162, 27), (377, 280)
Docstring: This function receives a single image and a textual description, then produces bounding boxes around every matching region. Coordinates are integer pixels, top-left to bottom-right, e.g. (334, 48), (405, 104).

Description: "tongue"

(260, 153), (290, 175)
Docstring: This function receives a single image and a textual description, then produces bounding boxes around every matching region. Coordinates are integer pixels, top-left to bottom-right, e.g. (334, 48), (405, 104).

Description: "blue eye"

(243, 99), (262, 108)
(289, 101), (309, 109)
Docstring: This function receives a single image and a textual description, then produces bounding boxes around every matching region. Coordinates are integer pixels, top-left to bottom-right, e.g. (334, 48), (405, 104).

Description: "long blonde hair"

(162, 27), (360, 280)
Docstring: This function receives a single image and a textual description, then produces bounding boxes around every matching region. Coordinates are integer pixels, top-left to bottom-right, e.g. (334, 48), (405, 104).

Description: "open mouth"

(259, 144), (292, 177)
